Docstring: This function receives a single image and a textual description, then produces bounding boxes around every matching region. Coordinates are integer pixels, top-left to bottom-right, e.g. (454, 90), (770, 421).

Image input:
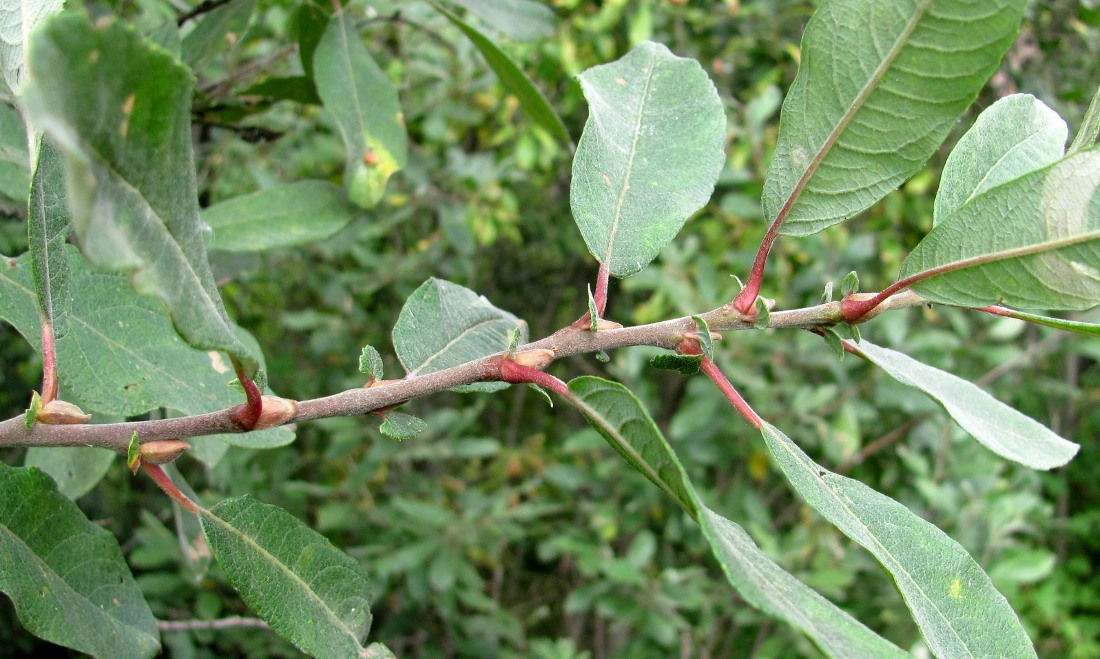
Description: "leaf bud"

(37, 400), (92, 425)
(594, 319), (623, 331)
(254, 395), (298, 429)
(139, 440), (191, 465)
(512, 348), (555, 370)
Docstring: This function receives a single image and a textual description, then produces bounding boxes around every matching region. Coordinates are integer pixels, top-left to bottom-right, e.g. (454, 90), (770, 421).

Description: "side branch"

(0, 292), (929, 452)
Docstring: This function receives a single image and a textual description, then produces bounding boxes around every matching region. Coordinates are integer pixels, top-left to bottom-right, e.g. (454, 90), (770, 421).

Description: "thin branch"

(157, 616), (270, 631)
(0, 292), (931, 453)
(177, 0), (233, 26)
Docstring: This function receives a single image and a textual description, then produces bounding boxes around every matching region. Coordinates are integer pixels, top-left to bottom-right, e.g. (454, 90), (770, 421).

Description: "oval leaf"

(441, 0), (554, 42)
(566, 376), (907, 658)
(765, 0), (1026, 236)
(180, 0), (254, 70)
(761, 422), (1036, 658)
(393, 278), (526, 390)
(313, 7), (407, 209)
(23, 14), (259, 375)
(0, 0), (63, 93)
(200, 495), (372, 659)
(903, 149), (1100, 310)
(24, 446), (114, 500)
(0, 463), (159, 658)
(935, 94), (1067, 225)
(853, 339), (1078, 469)
(429, 0), (569, 144)
(571, 41), (725, 277)
(204, 181), (357, 252)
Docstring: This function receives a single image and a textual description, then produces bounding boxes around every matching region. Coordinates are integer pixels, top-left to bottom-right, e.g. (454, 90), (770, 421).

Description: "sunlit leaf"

(200, 496), (372, 659)
(903, 149), (1100, 310)
(393, 278), (526, 392)
(204, 181), (358, 251)
(762, 422), (1036, 658)
(935, 94), (1066, 225)
(765, 0), (1026, 236)
(429, 0), (569, 144)
(313, 7), (406, 208)
(571, 41), (725, 277)
(566, 377), (908, 658)
(23, 14), (259, 375)
(853, 340), (1078, 469)
(0, 463), (159, 658)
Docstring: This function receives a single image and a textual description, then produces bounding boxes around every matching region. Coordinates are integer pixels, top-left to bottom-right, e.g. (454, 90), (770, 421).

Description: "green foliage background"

(1, 0), (1099, 656)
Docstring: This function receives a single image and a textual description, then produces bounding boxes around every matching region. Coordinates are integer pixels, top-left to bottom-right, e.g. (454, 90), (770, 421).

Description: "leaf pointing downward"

(23, 14), (259, 375)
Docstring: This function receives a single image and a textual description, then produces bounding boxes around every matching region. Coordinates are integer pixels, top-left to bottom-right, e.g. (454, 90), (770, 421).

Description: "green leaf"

(442, 0), (554, 41)
(25, 447), (115, 500)
(392, 278), (526, 392)
(567, 376), (700, 518)
(902, 149), (1100, 311)
(379, 412), (427, 441)
(0, 103), (29, 202)
(841, 271), (859, 297)
(24, 390), (39, 429)
(528, 383), (554, 407)
(691, 315), (713, 359)
(571, 41), (725, 277)
(565, 377), (907, 658)
(696, 508), (909, 659)
(984, 308), (1100, 338)
(204, 181), (357, 252)
(761, 422), (1036, 658)
(650, 353), (703, 375)
(0, 250), (291, 454)
(181, 0), (255, 70)
(313, 7), (407, 208)
(852, 339), (1078, 469)
(0, 463), (159, 658)
(753, 297), (770, 330)
(359, 345), (384, 381)
(241, 75), (321, 105)
(228, 369), (268, 395)
(27, 139), (72, 338)
(765, 0), (1026, 236)
(1068, 84), (1100, 155)
(127, 431), (141, 473)
(0, 0), (63, 93)
(935, 94), (1067, 225)
(366, 642), (398, 659)
(587, 284), (599, 332)
(200, 496), (372, 659)
(23, 14), (260, 376)
(429, 0), (569, 145)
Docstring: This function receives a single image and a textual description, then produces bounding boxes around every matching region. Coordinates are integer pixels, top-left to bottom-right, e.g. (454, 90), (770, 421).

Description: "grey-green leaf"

(0, 463), (159, 658)
(762, 422), (1036, 658)
(0, 0), (63, 93)
(903, 149), (1100, 311)
(393, 278), (526, 387)
(571, 41), (725, 277)
(27, 138), (71, 338)
(313, 7), (407, 208)
(853, 339), (1078, 469)
(200, 496), (372, 659)
(379, 412), (427, 441)
(984, 308), (1100, 338)
(181, 0), (254, 69)
(429, 0), (569, 144)
(23, 14), (259, 376)
(566, 376), (908, 658)
(650, 353), (703, 375)
(442, 0), (554, 41)
(1068, 84), (1100, 155)
(935, 94), (1067, 225)
(0, 102), (29, 202)
(204, 181), (358, 252)
(765, 0), (1026, 236)
(24, 446), (114, 500)
(359, 345), (384, 381)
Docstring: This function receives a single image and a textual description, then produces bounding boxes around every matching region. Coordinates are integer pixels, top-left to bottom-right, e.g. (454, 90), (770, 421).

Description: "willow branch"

(0, 291), (929, 452)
